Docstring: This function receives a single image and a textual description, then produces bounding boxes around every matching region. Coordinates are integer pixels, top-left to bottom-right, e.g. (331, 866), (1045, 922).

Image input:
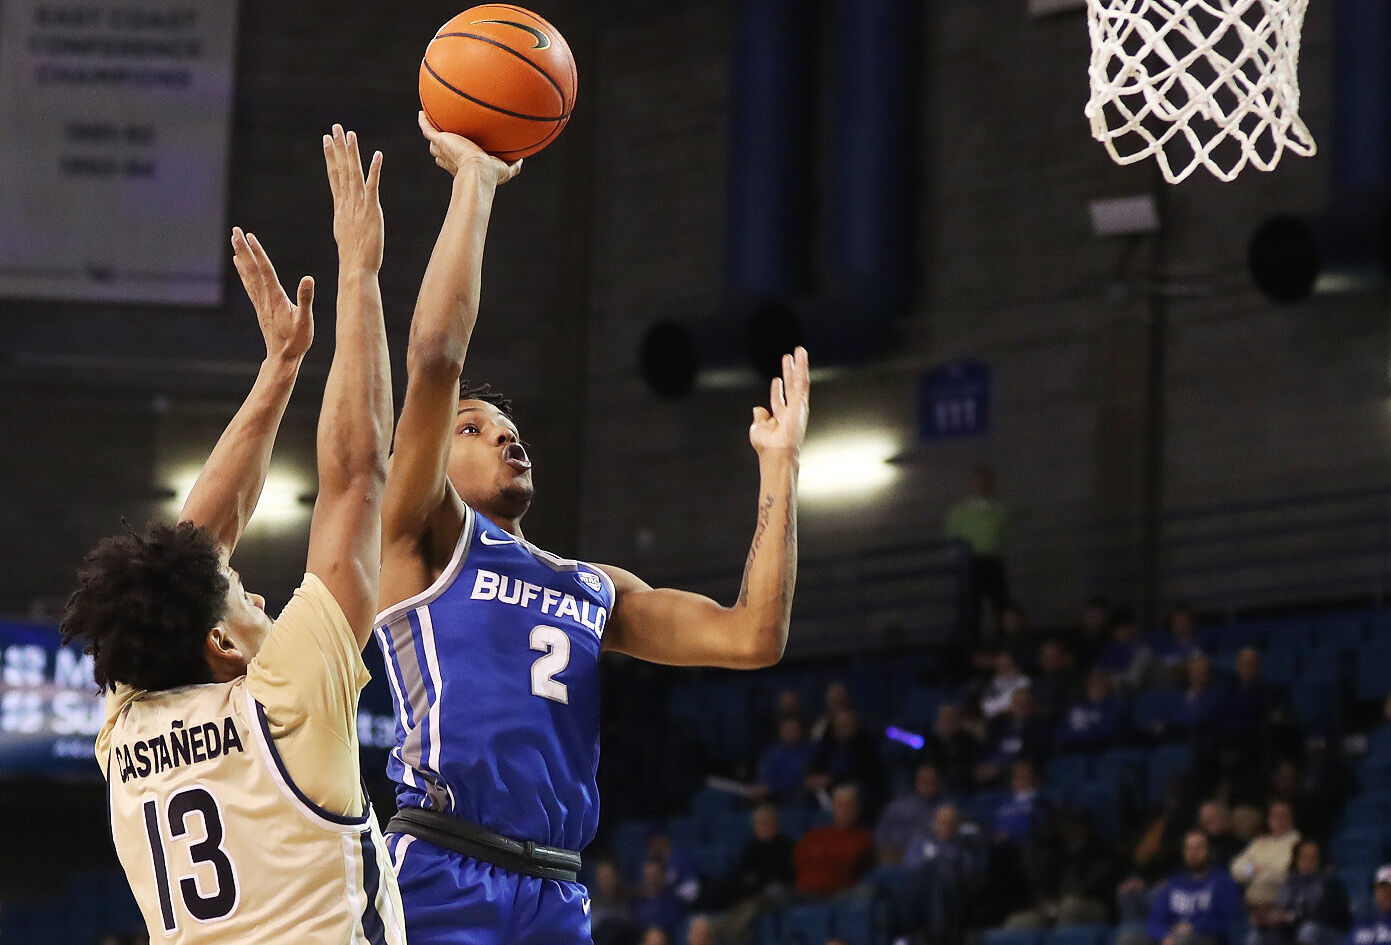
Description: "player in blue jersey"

(372, 113), (810, 945)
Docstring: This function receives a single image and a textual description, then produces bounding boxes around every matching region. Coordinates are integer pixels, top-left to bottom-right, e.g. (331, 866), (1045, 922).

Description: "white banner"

(0, 0), (238, 305)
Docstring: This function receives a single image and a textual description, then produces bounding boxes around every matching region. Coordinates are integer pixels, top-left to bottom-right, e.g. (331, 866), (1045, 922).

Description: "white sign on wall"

(0, 0), (238, 305)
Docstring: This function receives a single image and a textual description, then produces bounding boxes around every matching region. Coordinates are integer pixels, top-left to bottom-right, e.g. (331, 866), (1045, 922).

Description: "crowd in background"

(584, 594), (1391, 945)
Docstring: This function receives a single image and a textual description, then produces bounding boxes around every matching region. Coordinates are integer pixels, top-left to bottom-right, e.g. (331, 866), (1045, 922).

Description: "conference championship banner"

(0, 0), (238, 305)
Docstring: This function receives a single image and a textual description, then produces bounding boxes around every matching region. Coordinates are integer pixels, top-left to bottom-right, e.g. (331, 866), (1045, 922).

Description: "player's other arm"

(177, 229), (314, 553)
(303, 125), (392, 645)
(600, 348), (809, 670)
(380, 114), (520, 569)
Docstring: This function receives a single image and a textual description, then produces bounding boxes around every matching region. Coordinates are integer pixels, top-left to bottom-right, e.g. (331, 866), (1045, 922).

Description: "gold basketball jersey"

(102, 680), (404, 944)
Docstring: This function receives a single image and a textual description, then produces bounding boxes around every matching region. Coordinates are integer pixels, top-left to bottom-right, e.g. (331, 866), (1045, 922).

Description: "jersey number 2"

(530, 625), (571, 703)
(143, 786), (238, 931)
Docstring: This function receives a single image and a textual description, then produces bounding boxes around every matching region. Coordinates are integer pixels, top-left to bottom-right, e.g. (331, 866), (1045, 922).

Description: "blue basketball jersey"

(374, 505), (612, 851)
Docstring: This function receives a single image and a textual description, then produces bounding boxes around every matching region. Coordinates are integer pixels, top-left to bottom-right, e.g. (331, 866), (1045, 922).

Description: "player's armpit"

(597, 564), (786, 670)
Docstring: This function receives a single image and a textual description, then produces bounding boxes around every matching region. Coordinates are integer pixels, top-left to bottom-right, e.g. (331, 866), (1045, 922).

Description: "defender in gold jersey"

(61, 126), (403, 945)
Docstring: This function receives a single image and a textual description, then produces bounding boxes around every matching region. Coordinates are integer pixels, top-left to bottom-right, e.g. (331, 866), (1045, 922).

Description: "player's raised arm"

(177, 228), (314, 553)
(600, 347), (810, 669)
(380, 114), (520, 570)
(303, 125), (392, 643)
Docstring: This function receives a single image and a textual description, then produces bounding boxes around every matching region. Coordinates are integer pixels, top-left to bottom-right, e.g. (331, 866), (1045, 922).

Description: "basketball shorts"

(386, 832), (592, 945)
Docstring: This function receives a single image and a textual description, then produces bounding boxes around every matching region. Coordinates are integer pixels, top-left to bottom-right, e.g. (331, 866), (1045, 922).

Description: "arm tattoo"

(736, 493), (775, 607)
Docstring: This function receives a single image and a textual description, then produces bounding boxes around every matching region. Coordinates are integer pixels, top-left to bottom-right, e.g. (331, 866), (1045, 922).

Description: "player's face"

(217, 567), (273, 667)
(447, 400), (534, 521)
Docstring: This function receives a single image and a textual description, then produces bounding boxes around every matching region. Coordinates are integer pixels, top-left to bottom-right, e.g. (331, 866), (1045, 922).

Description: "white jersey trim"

(374, 504), (476, 628)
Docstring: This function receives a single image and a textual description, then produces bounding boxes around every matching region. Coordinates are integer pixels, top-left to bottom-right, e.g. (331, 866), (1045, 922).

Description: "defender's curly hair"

(459, 380), (514, 419)
(60, 521), (228, 692)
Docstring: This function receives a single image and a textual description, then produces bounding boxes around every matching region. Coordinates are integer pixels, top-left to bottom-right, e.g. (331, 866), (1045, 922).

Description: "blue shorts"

(386, 832), (592, 945)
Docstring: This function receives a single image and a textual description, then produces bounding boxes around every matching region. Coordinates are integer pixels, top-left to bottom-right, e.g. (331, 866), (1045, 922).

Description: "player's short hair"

(60, 521), (228, 692)
(459, 380), (514, 419)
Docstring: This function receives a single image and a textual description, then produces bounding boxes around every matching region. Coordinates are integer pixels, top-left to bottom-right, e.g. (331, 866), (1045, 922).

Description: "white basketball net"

(1085, 0), (1316, 184)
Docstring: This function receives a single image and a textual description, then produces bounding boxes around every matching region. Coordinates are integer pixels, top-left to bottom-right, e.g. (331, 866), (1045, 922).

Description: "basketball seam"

(421, 58), (567, 124)
(493, 116), (568, 157)
(429, 31), (568, 115)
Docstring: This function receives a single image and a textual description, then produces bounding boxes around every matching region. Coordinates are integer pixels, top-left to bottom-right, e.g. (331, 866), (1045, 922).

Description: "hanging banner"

(919, 358), (991, 440)
(0, 0), (238, 305)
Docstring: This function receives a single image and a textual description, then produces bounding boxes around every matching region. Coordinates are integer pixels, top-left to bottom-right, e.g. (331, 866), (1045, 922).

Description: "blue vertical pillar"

(827, 0), (921, 359)
(726, 0), (816, 303)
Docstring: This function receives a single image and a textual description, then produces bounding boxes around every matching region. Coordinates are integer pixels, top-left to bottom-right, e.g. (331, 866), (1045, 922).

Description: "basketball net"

(1085, 0), (1316, 184)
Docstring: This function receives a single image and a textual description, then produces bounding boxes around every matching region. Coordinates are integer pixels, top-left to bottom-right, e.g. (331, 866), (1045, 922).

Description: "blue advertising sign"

(920, 359), (990, 439)
(0, 620), (397, 779)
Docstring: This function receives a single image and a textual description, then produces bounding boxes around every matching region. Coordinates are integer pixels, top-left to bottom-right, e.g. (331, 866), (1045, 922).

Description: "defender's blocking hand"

(231, 226), (313, 364)
(323, 123), (384, 271)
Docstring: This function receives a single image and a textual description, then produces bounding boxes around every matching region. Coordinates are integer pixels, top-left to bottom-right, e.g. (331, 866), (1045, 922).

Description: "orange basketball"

(419, 4), (577, 161)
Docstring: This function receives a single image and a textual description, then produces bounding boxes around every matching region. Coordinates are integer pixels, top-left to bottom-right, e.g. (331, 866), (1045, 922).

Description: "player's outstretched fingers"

(365, 150), (383, 197)
(296, 275), (315, 314)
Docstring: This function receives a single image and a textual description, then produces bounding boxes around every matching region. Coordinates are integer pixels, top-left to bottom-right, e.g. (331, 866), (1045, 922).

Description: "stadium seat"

(903, 684), (945, 728)
(1046, 923), (1112, 945)
(830, 900), (879, 945)
(1357, 643), (1391, 701)
(779, 902), (835, 945)
(1047, 754), (1093, 792)
(1146, 743), (1195, 806)
(984, 927), (1047, 945)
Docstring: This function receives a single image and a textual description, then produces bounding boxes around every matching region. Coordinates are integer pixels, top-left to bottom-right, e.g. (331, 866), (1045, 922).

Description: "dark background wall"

(3, 0), (1388, 633)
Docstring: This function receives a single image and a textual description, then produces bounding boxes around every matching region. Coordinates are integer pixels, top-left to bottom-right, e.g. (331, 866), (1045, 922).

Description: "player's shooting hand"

(749, 346), (810, 458)
(324, 124), (384, 271)
(231, 227), (313, 364)
(418, 111), (521, 186)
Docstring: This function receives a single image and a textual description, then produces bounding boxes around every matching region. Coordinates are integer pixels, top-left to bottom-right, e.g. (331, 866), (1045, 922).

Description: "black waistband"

(387, 807), (582, 883)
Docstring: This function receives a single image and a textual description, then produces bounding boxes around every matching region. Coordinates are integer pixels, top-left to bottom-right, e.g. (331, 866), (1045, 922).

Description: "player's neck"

(477, 506), (525, 540)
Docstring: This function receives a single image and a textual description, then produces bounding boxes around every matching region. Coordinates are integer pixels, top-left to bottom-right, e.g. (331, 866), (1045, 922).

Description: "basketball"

(418, 4), (577, 161)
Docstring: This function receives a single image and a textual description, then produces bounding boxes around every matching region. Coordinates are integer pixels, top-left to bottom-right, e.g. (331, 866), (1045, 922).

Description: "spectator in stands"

(685, 915), (714, 945)
(1099, 609), (1157, 692)
(755, 713), (814, 804)
(901, 802), (988, 945)
(1072, 594), (1115, 669)
(993, 760), (1054, 847)
(1250, 839), (1349, 945)
(1154, 653), (1225, 742)
(794, 783), (874, 899)
(1153, 606), (1210, 686)
(639, 928), (672, 945)
(1200, 800), (1245, 867)
(708, 802), (794, 940)
(876, 762), (953, 865)
(976, 688), (1051, 786)
(592, 857), (640, 945)
(632, 859), (686, 943)
(944, 463), (1011, 643)
(921, 701), (980, 793)
(1218, 651), (1294, 800)
(1008, 808), (1121, 928)
(1346, 866), (1391, 945)
(806, 707), (886, 816)
(1032, 638), (1081, 724)
(1269, 759), (1328, 843)
(980, 650), (1032, 719)
(1121, 830), (1244, 945)
(1057, 668), (1130, 752)
(1231, 801), (1301, 913)
(812, 681), (852, 740)
(648, 831), (700, 905)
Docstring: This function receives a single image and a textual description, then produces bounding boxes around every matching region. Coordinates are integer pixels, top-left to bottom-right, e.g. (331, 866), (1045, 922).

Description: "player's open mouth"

(504, 443), (532, 471)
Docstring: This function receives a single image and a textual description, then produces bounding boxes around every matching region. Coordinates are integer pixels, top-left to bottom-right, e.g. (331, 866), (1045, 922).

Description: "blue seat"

(780, 903), (835, 945)
(1368, 727), (1391, 761)
(1147, 743), (1195, 805)
(985, 928), (1047, 945)
(1047, 754), (1093, 791)
(1292, 679), (1339, 734)
(903, 685), (945, 728)
(1357, 643), (1391, 700)
(1046, 923), (1112, 945)
(1074, 779), (1126, 836)
(830, 900), (878, 945)
(1261, 645), (1301, 686)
